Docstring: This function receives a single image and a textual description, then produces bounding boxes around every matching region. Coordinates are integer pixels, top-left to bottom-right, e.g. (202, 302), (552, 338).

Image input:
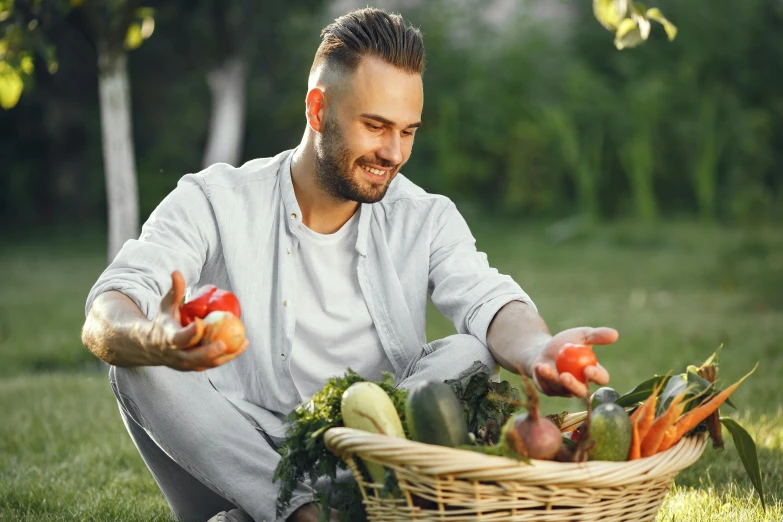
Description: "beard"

(314, 116), (398, 204)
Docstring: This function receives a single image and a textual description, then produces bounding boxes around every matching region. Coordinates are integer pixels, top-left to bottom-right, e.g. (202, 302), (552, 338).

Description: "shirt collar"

(279, 148), (372, 257)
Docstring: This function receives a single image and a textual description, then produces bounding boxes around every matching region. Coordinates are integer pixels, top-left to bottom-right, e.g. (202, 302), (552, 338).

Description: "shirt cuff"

(85, 282), (158, 321)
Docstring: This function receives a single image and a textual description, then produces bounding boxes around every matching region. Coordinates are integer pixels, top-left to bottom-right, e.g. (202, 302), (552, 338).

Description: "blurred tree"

(155, 0), (326, 169)
(0, 0), (155, 260)
(77, 1), (155, 260)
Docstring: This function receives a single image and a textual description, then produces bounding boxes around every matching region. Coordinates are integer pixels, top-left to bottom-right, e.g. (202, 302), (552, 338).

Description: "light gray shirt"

(85, 149), (535, 439)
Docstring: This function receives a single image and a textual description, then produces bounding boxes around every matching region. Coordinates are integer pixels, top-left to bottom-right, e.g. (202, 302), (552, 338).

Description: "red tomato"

(555, 344), (598, 384)
(179, 285), (217, 326)
(206, 289), (241, 319)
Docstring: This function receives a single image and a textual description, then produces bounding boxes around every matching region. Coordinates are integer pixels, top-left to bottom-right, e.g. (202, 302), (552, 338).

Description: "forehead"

(339, 56), (423, 124)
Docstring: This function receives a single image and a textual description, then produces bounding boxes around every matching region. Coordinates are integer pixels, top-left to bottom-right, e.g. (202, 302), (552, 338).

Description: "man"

(81, 8), (618, 522)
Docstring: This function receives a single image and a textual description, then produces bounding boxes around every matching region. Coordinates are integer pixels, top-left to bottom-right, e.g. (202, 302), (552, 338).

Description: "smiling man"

(81, 8), (618, 522)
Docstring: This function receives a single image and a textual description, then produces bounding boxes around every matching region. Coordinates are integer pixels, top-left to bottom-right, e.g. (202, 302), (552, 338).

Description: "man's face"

(314, 56), (423, 204)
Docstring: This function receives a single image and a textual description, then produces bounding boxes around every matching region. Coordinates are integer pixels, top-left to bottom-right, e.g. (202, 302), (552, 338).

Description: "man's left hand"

(531, 326), (619, 398)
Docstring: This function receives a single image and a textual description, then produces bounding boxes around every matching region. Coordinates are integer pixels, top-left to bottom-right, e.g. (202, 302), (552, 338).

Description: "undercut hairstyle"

(311, 8), (425, 78)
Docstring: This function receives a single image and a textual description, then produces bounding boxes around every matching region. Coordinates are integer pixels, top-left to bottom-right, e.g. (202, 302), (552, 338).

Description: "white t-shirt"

(290, 209), (394, 402)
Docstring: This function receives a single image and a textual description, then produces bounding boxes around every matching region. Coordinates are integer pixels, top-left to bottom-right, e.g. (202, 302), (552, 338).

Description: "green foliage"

(2, 0), (783, 225)
(401, 0), (783, 224)
(445, 361), (522, 445)
(721, 418), (765, 510)
(272, 370), (408, 521)
(0, 0), (70, 108)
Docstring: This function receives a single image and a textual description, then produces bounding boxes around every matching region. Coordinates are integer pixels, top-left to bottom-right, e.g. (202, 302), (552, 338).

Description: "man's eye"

(402, 130), (415, 137)
(365, 123), (382, 131)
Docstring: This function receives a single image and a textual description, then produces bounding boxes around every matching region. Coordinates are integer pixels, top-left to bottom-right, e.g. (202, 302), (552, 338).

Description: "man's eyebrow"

(360, 113), (423, 129)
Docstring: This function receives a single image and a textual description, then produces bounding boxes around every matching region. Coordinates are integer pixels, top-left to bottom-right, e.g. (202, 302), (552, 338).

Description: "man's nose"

(377, 132), (403, 166)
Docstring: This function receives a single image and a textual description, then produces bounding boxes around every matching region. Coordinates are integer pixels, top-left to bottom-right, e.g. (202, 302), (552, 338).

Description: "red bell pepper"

(180, 285), (242, 326)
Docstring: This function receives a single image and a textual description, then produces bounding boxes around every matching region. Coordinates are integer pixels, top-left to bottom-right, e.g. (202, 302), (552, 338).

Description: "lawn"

(1, 220), (781, 521)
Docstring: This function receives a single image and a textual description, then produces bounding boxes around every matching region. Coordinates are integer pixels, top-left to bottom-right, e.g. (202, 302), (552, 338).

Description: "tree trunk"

(202, 56), (247, 168)
(98, 40), (139, 262)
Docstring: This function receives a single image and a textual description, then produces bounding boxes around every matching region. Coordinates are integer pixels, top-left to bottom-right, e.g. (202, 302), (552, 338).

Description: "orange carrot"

(640, 392), (687, 457)
(631, 379), (666, 442)
(628, 420), (641, 460)
(657, 364), (758, 452)
(627, 379), (666, 460)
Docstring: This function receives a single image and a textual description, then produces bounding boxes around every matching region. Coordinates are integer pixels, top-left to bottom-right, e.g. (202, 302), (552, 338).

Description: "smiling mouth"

(358, 164), (388, 176)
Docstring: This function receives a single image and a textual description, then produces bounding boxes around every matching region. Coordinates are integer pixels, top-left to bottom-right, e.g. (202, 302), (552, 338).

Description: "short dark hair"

(311, 8), (425, 76)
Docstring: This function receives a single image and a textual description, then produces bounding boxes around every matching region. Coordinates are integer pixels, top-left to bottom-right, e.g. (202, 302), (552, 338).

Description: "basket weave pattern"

(324, 428), (707, 522)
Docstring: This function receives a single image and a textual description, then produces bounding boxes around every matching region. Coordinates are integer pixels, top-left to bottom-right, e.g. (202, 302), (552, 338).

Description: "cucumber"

(341, 382), (405, 485)
(588, 402), (632, 461)
(405, 381), (470, 447)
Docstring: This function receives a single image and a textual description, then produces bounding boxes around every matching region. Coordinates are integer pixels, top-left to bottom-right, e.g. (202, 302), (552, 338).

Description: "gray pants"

(110, 334), (496, 522)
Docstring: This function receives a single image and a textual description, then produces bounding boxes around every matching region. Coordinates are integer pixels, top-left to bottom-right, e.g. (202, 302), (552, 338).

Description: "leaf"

(593, 0), (628, 30)
(616, 375), (670, 407)
(124, 23), (144, 51)
(0, 60), (23, 109)
(646, 7), (678, 41)
(720, 418), (765, 510)
(614, 17), (645, 50)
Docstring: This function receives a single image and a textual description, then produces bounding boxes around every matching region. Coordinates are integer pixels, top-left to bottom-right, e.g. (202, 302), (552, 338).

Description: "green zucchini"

(405, 380), (470, 447)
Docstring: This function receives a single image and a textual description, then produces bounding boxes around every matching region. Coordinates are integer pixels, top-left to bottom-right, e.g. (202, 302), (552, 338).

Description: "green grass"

(1, 220), (781, 520)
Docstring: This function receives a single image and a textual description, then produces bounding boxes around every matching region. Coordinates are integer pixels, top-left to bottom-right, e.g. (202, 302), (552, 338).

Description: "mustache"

(356, 157), (398, 169)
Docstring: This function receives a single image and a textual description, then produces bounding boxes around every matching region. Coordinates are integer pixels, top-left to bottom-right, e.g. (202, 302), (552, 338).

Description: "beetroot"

(505, 377), (563, 460)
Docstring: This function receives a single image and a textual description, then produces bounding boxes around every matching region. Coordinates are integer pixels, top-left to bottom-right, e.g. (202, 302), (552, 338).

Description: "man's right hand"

(145, 271), (249, 372)
(82, 271), (249, 370)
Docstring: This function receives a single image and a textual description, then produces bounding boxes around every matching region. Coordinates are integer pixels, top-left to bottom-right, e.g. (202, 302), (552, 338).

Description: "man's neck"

(290, 146), (360, 234)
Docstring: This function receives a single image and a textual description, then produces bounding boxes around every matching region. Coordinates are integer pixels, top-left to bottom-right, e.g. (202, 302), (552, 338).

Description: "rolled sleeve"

(85, 174), (220, 320)
(428, 200), (536, 346)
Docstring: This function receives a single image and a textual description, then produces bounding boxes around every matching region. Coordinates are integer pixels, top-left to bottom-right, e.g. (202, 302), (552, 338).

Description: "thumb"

(160, 270), (186, 317)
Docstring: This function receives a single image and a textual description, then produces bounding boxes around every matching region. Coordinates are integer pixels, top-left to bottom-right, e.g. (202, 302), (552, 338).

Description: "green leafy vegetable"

(273, 370), (408, 520)
(615, 375), (670, 407)
(445, 361), (521, 445)
(720, 418), (765, 510)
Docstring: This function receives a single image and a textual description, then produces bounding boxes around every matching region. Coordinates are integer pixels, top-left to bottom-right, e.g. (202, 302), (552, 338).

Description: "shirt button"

(290, 213), (297, 220)
(283, 300), (290, 307)
(286, 248), (291, 255)
(281, 354), (286, 360)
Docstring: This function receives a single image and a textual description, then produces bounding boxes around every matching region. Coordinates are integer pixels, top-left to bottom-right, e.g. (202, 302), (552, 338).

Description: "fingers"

(534, 362), (607, 398)
(533, 363), (575, 397)
(159, 270), (186, 316)
(169, 339), (250, 371)
(583, 327), (619, 345)
(584, 364), (610, 386)
(210, 339), (250, 367)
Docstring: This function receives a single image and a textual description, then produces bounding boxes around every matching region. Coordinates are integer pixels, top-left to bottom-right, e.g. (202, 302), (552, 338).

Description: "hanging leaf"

(614, 17), (645, 50)
(646, 7), (678, 41)
(720, 418), (765, 510)
(0, 60), (24, 109)
(593, 0), (628, 30)
(124, 23), (144, 50)
(615, 375), (670, 407)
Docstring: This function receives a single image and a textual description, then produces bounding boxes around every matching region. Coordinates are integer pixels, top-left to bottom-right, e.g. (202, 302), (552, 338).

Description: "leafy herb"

(273, 370), (408, 520)
(445, 361), (521, 445)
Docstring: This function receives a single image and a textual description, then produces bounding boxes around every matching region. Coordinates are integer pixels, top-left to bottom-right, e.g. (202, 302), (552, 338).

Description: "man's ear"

(305, 88), (326, 132)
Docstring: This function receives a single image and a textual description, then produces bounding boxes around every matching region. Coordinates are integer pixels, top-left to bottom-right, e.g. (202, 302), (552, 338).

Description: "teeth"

(360, 165), (385, 176)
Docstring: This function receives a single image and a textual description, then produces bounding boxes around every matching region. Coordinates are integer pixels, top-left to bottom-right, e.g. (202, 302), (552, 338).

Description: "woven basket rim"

(324, 427), (708, 488)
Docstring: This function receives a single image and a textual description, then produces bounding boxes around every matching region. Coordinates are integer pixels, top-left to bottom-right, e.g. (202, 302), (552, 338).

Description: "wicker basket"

(324, 427), (707, 522)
